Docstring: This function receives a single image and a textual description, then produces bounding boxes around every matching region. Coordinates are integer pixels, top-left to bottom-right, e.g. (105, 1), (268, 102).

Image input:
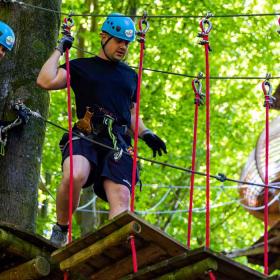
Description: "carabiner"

(62, 16), (74, 35)
(262, 77), (276, 108)
(199, 18), (212, 35)
(192, 74), (205, 106)
(137, 12), (150, 36)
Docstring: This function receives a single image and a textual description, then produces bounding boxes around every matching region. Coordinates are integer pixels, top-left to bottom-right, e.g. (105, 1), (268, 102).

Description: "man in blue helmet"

(37, 13), (166, 247)
(0, 21), (15, 60)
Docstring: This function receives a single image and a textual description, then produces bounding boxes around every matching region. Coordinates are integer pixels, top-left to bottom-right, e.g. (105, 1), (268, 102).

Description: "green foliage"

(36, 0), (280, 273)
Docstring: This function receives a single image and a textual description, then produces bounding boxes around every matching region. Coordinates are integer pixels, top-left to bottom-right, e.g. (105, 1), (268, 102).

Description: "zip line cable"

(71, 46), (280, 81)
(6, 1), (280, 19)
(27, 110), (280, 191)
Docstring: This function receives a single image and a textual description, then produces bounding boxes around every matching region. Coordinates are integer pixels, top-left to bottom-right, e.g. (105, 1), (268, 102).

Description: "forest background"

(2, 0), (280, 274)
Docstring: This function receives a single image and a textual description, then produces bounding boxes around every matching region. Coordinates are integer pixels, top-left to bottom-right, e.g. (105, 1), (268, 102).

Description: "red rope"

(199, 17), (212, 249)
(65, 48), (74, 245)
(129, 16), (148, 273)
(187, 79), (203, 248)
(262, 80), (272, 275)
(208, 271), (216, 280)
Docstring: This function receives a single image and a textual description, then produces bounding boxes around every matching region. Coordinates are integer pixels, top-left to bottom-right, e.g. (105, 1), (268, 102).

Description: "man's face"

(102, 33), (130, 61)
(0, 45), (6, 60)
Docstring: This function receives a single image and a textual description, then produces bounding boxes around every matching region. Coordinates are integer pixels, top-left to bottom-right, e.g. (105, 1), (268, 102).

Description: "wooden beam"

(155, 257), (218, 280)
(0, 256), (50, 280)
(59, 221), (141, 271)
(0, 229), (49, 259)
(91, 244), (166, 280)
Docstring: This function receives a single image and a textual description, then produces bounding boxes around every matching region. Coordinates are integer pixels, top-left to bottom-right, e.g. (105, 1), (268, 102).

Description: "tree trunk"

(0, 0), (61, 231)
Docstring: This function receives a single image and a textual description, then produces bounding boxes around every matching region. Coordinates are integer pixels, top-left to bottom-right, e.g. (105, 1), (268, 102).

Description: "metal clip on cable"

(137, 12), (150, 46)
(192, 72), (205, 106)
(262, 74), (276, 108)
(62, 15), (74, 36)
(198, 13), (213, 51)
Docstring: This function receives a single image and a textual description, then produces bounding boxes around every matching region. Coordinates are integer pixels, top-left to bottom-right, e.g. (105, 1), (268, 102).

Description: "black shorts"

(60, 133), (139, 202)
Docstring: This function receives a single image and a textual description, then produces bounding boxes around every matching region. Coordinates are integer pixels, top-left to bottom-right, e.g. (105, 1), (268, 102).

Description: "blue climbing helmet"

(0, 21), (15, 51)
(101, 13), (136, 42)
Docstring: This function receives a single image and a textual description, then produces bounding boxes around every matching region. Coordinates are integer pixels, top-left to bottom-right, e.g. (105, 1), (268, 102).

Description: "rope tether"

(262, 74), (275, 275)
(130, 12), (149, 273)
(199, 13), (216, 280)
(187, 73), (204, 249)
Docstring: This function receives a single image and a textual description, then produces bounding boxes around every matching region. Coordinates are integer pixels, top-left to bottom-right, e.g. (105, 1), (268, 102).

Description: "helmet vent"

(0, 31), (2, 37)
(116, 26), (121, 32)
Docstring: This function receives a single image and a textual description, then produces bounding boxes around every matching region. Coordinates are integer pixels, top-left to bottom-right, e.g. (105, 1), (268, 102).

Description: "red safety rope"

(199, 15), (216, 280)
(130, 13), (149, 273)
(262, 77), (274, 275)
(199, 14), (212, 250)
(187, 75), (204, 248)
(63, 16), (74, 280)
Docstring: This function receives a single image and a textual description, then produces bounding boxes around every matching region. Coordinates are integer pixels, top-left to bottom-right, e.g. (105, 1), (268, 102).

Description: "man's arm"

(37, 35), (74, 90)
(130, 103), (167, 157)
(37, 50), (67, 90)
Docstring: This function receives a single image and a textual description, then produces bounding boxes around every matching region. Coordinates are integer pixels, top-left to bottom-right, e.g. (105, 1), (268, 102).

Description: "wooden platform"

(51, 211), (188, 279)
(122, 247), (269, 280)
(0, 222), (57, 279)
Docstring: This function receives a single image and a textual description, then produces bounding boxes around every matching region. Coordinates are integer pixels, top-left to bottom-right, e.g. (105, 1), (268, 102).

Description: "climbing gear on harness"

(0, 100), (31, 156)
(56, 17), (74, 55)
(101, 13), (136, 42)
(136, 12), (149, 47)
(0, 20), (15, 51)
(76, 107), (93, 134)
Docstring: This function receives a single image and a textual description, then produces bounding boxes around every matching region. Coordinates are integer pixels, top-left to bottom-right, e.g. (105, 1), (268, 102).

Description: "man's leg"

(103, 179), (130, 219)
(50, 155), (91, 246)
(56, 155), (91, 225)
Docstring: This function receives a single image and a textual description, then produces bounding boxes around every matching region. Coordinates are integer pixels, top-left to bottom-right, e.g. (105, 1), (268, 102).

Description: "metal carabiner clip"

(199, 18), (212, 35)
(62, 16), (75, 35)
(192, 73), (205, 106)
(137, 12), (150, 37)
(262, 75), (275, 108)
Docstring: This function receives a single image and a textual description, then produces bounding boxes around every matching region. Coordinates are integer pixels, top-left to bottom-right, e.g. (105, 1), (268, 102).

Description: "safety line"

(72, 46), (280, 80)
(28, 113), (280, 191)
(8, 1), (280, 19)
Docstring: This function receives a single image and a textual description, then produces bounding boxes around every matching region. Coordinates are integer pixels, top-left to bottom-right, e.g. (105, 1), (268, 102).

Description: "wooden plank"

(91, 244), (167, 280)
(0, 229), (50, 260)
(122, 248), (268, 280)
(59, 221), (141, 271)
(0, 256), (50, 280)
(156, 257), (218, 280)
(52, 211), (187, 263)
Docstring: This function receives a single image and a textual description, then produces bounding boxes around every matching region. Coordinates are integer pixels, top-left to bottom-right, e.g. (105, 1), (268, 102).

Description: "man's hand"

(141, 130), (167, 157)
(55, 35), (74, 55)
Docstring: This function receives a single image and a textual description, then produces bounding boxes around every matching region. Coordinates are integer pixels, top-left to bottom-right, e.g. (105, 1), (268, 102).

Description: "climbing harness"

(0, 100), (30, 156)
(187, 73), (204, 249)
(262, 74), (275, 275)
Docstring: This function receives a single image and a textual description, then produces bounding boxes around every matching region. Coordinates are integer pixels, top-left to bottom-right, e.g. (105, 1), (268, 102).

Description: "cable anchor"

(262, 73), (276, 108)
(137, 12), (149, 46)
(192, 72), (205, 106)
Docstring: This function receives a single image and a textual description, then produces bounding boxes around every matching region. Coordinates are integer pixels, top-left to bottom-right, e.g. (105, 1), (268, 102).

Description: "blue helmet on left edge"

(0, 21), (15, 51)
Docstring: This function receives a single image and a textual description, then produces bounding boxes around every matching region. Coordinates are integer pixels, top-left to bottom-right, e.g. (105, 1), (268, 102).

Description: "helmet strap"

(101, 36), (115, 62)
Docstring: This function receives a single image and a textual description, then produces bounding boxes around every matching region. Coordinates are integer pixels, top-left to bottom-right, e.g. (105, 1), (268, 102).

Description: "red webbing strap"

(199, 16), (216, 280)
(262, 78), (273, 275)
(130, 14), (149, 273)
(187, 77), (204, 248)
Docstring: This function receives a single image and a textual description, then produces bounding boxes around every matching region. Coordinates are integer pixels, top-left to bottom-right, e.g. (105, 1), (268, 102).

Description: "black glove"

(141, 130), (167, 157)
(55, 35), (74, 55)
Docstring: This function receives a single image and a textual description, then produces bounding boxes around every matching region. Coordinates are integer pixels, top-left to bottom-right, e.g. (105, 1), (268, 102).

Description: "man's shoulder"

(119, 61), (137, 76)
